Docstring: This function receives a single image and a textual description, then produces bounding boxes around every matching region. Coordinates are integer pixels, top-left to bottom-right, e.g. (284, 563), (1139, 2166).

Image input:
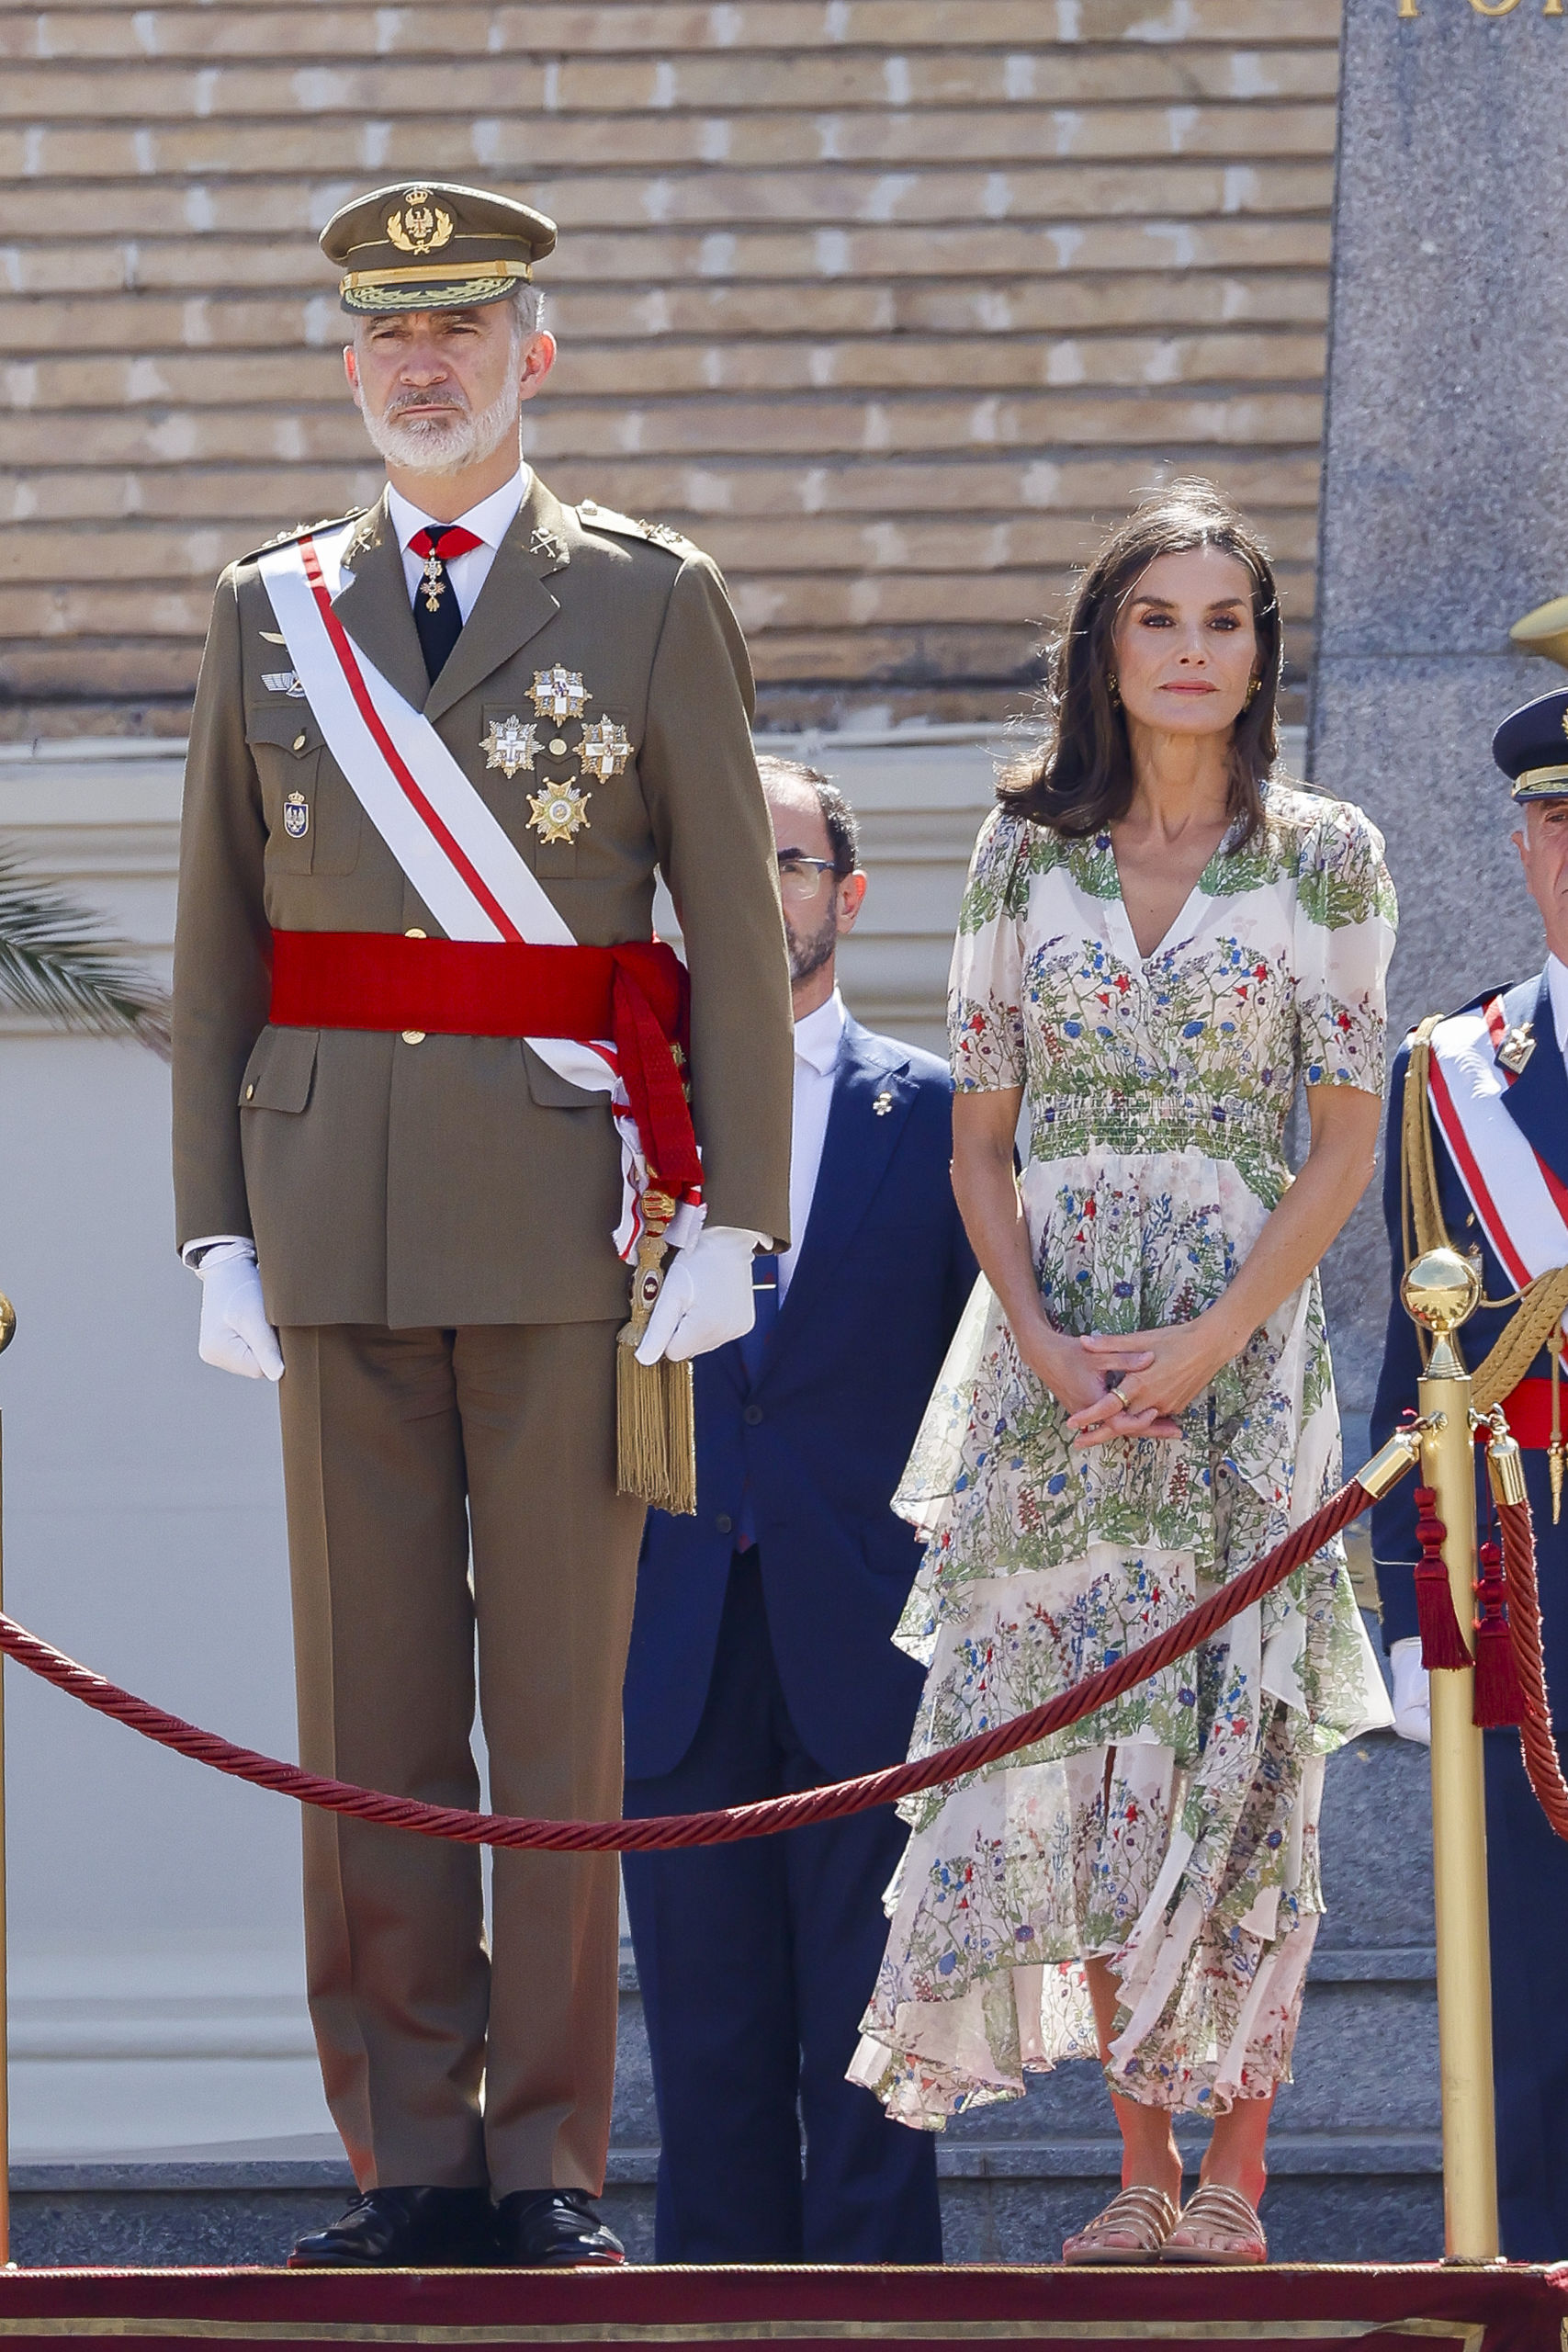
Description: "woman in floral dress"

(849, 484), (1397, 2264)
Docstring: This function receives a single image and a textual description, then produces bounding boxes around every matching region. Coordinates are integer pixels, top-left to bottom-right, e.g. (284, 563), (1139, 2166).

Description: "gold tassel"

(615, 1189), (698, 1515)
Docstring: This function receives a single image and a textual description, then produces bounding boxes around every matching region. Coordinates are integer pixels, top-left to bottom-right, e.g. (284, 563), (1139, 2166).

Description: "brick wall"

(0, 1), (1341, 738)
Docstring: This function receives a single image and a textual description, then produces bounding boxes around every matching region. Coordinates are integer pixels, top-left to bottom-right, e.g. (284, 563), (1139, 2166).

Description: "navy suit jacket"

(623, 1014), (978, 1783)
(1371, 969), (1568, 1656)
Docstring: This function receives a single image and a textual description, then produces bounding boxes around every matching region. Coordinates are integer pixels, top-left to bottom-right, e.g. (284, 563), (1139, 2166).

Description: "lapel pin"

(1498, 1021), (1537, 1074)
(873, 1089), (894, 1116)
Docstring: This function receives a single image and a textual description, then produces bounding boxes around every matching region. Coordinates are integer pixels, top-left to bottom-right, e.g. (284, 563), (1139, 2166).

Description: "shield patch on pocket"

(283, 791), (310, 840)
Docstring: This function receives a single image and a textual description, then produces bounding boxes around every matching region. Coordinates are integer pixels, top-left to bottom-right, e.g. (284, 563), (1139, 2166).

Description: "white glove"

(196, 1243), (285, 1383)
(1390, 1635), (1431, 1747)
(635, 1226), (768, 1366)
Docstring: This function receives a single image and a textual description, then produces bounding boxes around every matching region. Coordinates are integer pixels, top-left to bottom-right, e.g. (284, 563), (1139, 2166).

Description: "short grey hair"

(505, 283), (546, 339)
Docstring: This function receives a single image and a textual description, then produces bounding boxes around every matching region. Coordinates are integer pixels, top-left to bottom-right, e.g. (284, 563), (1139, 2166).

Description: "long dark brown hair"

(999, 480), (1283, 849)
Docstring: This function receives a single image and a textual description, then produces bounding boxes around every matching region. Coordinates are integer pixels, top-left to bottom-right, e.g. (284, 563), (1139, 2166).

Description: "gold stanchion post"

(1401, 1248), (1499, 2265)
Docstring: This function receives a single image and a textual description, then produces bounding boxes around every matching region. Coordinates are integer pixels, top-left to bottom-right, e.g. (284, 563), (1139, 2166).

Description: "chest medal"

(527, 781), (592, 844)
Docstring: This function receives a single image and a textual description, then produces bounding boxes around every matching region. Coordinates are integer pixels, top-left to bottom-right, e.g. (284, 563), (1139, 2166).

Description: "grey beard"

(786, 904), (838, 989)
(363, 383), (521, 479)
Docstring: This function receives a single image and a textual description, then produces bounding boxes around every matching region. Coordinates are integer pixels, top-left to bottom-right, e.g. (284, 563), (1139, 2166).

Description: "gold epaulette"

(1401, 1008), (1568, 1410)
(575, 499), (696, 559)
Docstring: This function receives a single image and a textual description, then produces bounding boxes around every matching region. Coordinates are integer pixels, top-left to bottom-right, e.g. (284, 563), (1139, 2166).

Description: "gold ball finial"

(1400, 1247), (1482, 1336)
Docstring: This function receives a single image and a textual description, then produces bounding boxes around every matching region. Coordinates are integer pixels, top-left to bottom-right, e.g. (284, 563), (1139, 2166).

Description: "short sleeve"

(948, 806), (1029, 1091)
(1292, 799), (1398, 1093)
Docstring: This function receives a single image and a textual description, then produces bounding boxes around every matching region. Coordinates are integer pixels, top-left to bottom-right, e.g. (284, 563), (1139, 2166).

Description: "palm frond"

(0, 852), (171, 1059)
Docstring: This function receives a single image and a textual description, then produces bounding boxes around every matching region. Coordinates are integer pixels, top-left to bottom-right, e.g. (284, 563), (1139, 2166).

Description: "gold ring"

(1108, 1385), (1131, 1411)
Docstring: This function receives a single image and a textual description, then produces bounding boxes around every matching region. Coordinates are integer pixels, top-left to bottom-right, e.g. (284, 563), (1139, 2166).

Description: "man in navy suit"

(621, 756), (976, 2265)
(1371, 689), (1568, 2261)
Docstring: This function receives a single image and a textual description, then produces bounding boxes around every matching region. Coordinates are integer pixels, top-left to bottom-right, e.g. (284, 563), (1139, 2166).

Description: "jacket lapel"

(422, 476), (568, 722)
(331, 492), (431, 714)
(1499, 970), (1568, 1190)
(770, 1019), (918, 1362)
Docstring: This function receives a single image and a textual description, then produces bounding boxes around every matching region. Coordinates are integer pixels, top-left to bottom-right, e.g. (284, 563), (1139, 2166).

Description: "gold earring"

(1107, 674), (1122, 707)
(1244, 674), (1261, 707)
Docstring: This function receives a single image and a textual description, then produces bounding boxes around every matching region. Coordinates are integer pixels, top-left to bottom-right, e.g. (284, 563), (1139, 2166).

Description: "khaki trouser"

(276, 1321), (644, 2199)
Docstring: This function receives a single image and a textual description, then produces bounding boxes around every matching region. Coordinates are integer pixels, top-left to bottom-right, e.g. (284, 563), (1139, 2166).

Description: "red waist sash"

(1494, 1377), (1560, 1452)
(269, 929), (699, 1190)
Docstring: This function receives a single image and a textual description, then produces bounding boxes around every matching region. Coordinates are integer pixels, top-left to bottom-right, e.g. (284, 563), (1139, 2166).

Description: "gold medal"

(527, 781), (592, 844)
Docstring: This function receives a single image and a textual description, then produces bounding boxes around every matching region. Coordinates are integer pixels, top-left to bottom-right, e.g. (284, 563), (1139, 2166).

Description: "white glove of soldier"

(196, 1242), (285, 1383)
(636, 1225), (768, 1366)
(1390, 1635), (1431, 1747)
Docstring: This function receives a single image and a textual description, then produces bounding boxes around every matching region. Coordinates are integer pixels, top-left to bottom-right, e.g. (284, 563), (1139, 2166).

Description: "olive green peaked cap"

(321, 180), (558, 315)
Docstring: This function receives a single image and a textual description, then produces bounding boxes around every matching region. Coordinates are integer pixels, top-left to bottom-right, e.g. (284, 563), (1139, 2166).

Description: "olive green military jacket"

(172, 474), (795, 1329)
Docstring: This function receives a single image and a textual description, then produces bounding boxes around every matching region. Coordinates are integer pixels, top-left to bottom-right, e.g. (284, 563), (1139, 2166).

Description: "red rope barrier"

(1498, 1488), (1568, 1840)
(0, 1476), (1374, 1852)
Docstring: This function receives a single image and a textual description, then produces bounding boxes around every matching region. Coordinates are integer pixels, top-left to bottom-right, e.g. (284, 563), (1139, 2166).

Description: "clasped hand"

(1026, 1317), (1232, 1449)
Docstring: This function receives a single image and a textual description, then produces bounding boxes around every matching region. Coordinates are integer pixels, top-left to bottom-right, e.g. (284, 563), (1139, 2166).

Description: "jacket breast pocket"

(245, 707), (363, 877)
(240, 1025), (319, 1114)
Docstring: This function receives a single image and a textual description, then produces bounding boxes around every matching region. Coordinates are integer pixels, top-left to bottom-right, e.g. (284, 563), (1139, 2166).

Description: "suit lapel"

(331, 492), (431, 713)
(1498, 970), (1568, 1190)
(422, 476), (567, 722)
(771, 1019), (917, 1361)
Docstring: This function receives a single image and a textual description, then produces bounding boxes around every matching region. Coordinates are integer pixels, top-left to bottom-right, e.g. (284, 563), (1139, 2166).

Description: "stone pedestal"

(1310, 0), (1568, 1406)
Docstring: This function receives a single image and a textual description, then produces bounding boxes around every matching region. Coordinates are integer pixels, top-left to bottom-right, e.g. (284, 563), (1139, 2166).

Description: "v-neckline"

(1101, 821), (1237, 968)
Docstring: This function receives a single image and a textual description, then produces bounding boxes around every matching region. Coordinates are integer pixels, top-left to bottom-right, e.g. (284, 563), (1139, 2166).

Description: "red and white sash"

(257, 521), (702, 1259)
(1427, 998), (1568, 1289)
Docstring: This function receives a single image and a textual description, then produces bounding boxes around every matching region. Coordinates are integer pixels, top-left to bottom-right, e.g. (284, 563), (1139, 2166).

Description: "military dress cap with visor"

(1494, 687), (1568, 801)
(321, 180), (558, 315)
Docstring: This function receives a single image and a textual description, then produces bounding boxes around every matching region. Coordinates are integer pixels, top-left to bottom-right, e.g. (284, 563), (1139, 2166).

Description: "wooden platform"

(0, 2263), (1561, 2352)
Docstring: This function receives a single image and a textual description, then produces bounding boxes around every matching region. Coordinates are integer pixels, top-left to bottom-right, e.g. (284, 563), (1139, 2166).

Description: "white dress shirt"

(1545, 952), (1568, 1060)
(778, 988), (847, 1305)
(385, 468), (531, 620)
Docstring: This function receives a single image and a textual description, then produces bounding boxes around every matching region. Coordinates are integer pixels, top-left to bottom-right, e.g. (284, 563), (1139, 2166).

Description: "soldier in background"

(172, 181), (793, 2268)
(1371, 687), (1568, 2260)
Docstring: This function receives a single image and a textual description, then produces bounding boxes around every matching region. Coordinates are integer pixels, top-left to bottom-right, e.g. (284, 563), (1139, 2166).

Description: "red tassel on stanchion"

(1414, 1485), (1473, 1670)
(1472, 1537), (1530, 1729)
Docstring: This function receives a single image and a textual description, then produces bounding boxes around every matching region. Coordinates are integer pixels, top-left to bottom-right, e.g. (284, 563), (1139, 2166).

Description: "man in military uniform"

(172, 181), (794, 2268)
(1371, 688), (1568, 2260)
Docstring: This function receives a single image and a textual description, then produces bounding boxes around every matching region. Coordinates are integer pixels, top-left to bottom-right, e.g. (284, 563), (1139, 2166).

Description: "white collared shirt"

(778, 987), (847, 1304)
(385, 468), (532, 623)
(1546, 954), (1568, 1060)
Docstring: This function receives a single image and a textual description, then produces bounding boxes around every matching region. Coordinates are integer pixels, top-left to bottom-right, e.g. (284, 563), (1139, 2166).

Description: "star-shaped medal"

(527, 781), (592, 844)
(481, 715), (540, 779)
(579, 717), (633, 781)
(530, 666), (587, 721)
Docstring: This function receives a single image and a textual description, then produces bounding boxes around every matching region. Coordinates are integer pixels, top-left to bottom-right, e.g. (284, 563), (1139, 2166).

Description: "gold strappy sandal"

(1061, 2184), (1180, 2265)
(1159, 2180), (1267, 2265)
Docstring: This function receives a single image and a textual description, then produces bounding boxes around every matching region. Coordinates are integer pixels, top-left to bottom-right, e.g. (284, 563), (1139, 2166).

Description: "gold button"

(244, 1083), (255, 1100)
(292, 732), (307, 752)
(549, 738), (569, 756)
(405, 926), (426, 939)
(401, 1029), (425, 1046)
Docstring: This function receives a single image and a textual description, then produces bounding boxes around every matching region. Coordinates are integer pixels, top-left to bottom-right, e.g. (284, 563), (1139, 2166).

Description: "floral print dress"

(849, 783), (1398, 2126)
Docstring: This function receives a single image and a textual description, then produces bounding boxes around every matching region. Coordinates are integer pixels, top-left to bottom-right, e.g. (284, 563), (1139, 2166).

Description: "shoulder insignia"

(575, 498), (696, 558)
(235, 509), (367, 567)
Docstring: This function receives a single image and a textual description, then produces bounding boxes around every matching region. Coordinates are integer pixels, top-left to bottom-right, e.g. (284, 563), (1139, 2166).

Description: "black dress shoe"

(288, 2185), (495, 2268)
(493, 2188), (625, 2267)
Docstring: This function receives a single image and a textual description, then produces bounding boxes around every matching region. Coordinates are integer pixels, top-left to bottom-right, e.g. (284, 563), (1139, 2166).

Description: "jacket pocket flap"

(245, 705), (322, 754)
(241, 1025), (319, 1113)
(523, 1040), (609, 1110)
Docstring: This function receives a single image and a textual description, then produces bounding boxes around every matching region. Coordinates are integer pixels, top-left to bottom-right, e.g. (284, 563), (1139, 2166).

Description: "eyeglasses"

(776, 854), (838, 905)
